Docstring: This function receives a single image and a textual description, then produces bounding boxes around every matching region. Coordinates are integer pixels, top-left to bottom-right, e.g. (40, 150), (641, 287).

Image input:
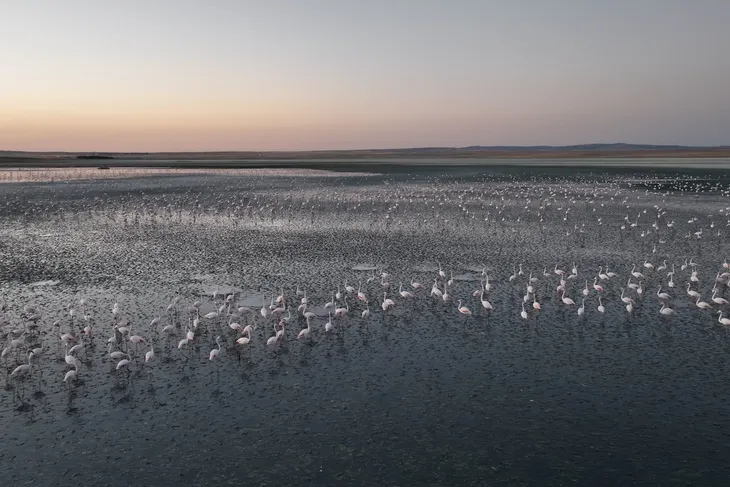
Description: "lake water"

(1, 163), (730, 485)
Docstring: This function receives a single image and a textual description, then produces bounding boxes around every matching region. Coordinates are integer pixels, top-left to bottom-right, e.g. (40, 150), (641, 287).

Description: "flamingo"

(266, 324), (279, 346)
(526, 281), (534, 295)
(64, 353), (77, 367)
(345, 280), (356, 294)
(711, 290), (729, 305)
(209, 336), (222, 360)
(109, 348), (129, 360)
(431, 279), (443, 298)
(696, 297), (712, 310)
(659, 303), (674, 316)
(129, 329), (146, 348)
(357, 282), (367, 302)
(657, 286), (672, 301)
(297, 316), (312, 340)
(236, 326), (252, 346)
(718, 311), (730, 326)
(480, 291), (493, 311)
(178, 333), (191, 350)
(60, 333), (77, 346)
(11, 352), (32, 378)
(598, 266), (610, 281)
(63, 361), (79, 383)
(334, 299), (349, 318)
(324, 292), (335, 310)
(382, 293), (395, 311)
(441, 283), (451, 302)
(592, 277), (604, 292)
(399, 283), (414, 299)
(686, 283), (700, 299)
(228, 317), (243, 333)
(145, 343), (155, 363)
(457, 300), (472, 316)
(620, 289), (632, 304)
(631, 264), (645, 279)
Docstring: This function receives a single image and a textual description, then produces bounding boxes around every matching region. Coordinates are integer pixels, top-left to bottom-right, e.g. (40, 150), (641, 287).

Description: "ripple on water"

(351, 263), (378, 271)
(29, 279), (61, 287)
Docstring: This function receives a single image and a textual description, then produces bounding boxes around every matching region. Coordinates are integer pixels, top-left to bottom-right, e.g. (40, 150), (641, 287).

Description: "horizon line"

(3, 142), (730, 155)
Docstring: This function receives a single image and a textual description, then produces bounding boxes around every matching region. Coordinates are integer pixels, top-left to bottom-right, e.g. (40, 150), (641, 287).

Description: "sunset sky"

(1, 0), (729, 152)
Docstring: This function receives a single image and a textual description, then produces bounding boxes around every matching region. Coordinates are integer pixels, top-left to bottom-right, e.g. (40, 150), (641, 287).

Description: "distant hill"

(457, 143), (725, 152)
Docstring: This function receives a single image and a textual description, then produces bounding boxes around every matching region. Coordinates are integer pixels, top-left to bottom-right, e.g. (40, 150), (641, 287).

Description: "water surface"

(1, 165), (730, 485)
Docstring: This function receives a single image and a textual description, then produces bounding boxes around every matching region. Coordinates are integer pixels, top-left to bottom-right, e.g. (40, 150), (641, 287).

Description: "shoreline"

(2, 148), (730, 162)
(2, 150), (730, 173)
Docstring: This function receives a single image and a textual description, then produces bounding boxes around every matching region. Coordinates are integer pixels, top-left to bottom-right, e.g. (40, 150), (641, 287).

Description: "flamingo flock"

(2, 168), (730, 411)
(3, 254), (730, 406)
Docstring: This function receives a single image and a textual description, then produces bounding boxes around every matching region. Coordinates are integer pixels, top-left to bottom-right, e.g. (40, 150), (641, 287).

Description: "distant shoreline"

(2, 146), (730, 173)
(2, 147), (730, 163)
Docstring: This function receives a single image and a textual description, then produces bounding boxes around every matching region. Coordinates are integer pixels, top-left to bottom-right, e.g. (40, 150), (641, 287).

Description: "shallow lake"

(1, 165), (730, 485)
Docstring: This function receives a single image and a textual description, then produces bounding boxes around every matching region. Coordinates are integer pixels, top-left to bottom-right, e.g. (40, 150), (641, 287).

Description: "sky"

(1, 0), (729, 152)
